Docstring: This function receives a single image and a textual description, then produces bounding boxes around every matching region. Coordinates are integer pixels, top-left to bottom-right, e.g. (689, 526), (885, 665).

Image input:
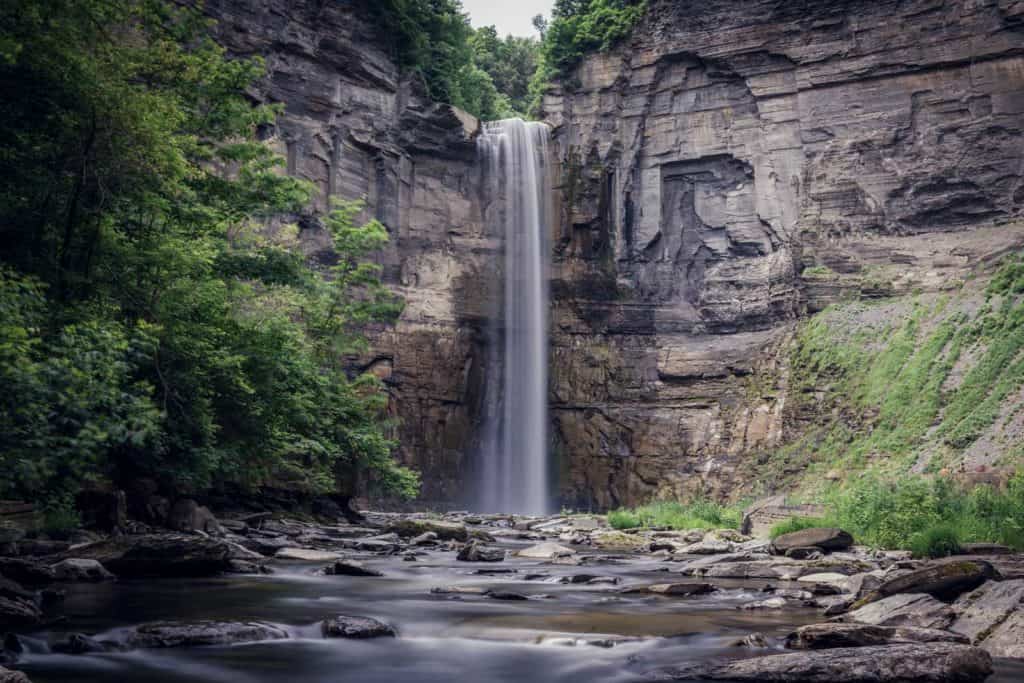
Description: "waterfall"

(477, 119), (552, 515)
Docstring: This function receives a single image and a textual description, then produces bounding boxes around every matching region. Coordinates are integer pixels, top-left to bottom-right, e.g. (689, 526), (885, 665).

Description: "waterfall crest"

(477, 119), (552, 515)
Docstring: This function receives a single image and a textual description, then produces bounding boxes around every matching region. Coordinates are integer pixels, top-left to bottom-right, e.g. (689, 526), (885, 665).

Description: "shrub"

(606, 500), (742, 531)
(910, 524), (962, 559)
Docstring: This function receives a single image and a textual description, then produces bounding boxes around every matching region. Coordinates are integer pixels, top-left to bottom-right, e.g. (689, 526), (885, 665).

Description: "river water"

(16, 535), (1024, 683)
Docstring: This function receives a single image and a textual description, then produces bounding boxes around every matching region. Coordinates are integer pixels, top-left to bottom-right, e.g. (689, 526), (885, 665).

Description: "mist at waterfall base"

(476, 119), (553, 516)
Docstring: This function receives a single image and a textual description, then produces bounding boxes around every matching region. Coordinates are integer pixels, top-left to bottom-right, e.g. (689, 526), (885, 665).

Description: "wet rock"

(958, 543), (1012, 555)
(456, 542), (505, 563)
(591, 531), (648, 551)
(487, 591), (529, 601)
(739, 596), (788, 610)
(859, 559), (998, 604)
(226, 560), (265, 574)
(785, 547), (824, 560)
(785, 622), (970, 649)
(0, 559), (54, 586)
(410, 532), (438, 546)
(386, 519), (467, 542)
(732, 633), (771, 648)
(167, 499), (223, 536)
(517, 542), (576, 560)
(796, 572), (848, 589)
(843, 593), (956, 630)
(658, 643), (992, 682)
(50, 559), (115, 583)
(677, 539), (732, 555)
(622, 583), (716, 596)
(126, 621), (289, 648)
(430, 586), (488, 596)
(0, 666), (31, 683)
(275, 548), (341, 562)
(239, 535), (290, 556)
(324, 560), (382, 577)
(697, 558), (805, 580)
(770, 528), (854, 555)
(65, 534), (231, 578)
(0, 596), (41, 629)
(951, 579), (1024, 658)
(51, 633), (111, 655)
(321, 615), (395, 639)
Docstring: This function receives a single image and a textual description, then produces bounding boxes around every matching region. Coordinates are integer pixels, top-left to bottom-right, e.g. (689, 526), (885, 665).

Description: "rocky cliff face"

(206, 0), (1024, 510)
(204, 0), (495, 505)
(541, 0), (1024, 507)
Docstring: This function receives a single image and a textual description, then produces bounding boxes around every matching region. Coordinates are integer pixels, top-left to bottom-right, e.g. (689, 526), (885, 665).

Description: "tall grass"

(607, 500), (742, 531)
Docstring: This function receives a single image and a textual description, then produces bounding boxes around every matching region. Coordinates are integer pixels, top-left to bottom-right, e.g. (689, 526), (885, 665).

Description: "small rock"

(410, 532), (438, 546)
(487, 590), (529, 601)
(0, 666), (31, 683)
(739, 596), (788, 609)
(167, 499), (223, 536)
(50, 559), (115, 583)
(324, 560), (382, 577)
(51, 633), (111, 655)
(430, 586), (488, 595)
(677, 539), (732, 555)
(321, 615), (395, 639)
(386, 519), (467, 542)
(456, 541), (505, 563)
(623, 583), (716, 596)
(732, 633), (770, 648)
(785, 546), (823, 560)
(517, 542), (576, 560)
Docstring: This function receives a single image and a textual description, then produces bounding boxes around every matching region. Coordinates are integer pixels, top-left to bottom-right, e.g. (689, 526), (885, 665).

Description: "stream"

(14, 535), (1024, 682)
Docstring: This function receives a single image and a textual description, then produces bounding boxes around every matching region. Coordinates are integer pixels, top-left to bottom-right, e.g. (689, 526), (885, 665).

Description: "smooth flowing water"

(477, 120), (552, 516)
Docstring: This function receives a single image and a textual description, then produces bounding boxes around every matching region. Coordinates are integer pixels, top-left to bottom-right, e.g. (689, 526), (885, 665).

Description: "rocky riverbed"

(1, 511), (1023, 682)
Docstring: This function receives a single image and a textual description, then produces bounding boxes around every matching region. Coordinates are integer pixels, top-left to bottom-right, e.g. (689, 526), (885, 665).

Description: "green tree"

(0, 0), (418, 509)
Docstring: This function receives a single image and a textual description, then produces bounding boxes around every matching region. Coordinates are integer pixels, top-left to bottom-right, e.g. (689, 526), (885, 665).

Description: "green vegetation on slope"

(529, 0), (647, 113)
(608, 500), (743, 531)
(770, 472), (1024, 554)
(756, 252), (1024, 492)
(0, 0), (418, 513)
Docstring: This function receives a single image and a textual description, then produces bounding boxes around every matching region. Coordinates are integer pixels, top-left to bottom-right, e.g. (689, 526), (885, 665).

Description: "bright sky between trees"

(462, 0), (553, 37)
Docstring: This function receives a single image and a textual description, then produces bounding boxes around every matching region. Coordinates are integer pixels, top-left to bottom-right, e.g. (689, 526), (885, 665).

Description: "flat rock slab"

(785, 622), (969, 649)
(275, 548), (342, 562)
(321, 615), (395, 639)
(386, 519), (467, 542)
(952, 579), (1024, 658)
(657, 643), (992, 682)
(66, 535), (231, 578)
(868, 559), (997, 603)
(126, 621), (289, 649)
(622, 583), (715, 596)
(517, 542), (576, 559)
(843, 593), (955, 630)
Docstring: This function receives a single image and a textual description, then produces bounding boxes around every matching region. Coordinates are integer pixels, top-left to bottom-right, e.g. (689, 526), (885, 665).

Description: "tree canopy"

(0, 0), (417, 522)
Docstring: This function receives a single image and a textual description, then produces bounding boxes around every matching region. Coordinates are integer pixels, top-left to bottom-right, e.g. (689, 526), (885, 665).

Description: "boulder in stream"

(658, 643), (992, 682)
(324, 560), (383, 577)
(50, 559), (115, 582)
(125, 621), (289, 648)
(386, 519), (467, 542)
(456, 541), (505, 562)
(0, 667), (31, 683)
(63, 534), (232, 578)
(516, 542), (576, 560)
(321, 615), (395, 639)
(951, 579), (1024, 659)
(785, 622), (969, 649)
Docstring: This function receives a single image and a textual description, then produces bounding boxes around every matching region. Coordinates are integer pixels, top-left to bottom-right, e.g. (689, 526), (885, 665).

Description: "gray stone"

(843, 593), (956, 630)
(951, 579), (1024, 658)
(658, 643), (992, 682)
(50, 559), (115, 582)
(321, 615), (395, 639)
(771, 529), (854, 555)
(167, 499), (223, 536)
(324, 560), (382, 577)
(785, 622), (969, 650)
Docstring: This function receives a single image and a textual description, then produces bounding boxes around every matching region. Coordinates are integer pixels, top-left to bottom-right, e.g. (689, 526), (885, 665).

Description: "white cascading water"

(477, 119), (552, 515)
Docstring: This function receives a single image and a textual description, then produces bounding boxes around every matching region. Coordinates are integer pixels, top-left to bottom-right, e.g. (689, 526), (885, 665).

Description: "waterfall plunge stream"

(477, 119), (552, 515)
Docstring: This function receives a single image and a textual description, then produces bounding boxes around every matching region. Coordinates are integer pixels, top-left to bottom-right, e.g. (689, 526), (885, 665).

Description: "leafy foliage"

(910, 524), (962, 559)
(363, 0), (538, 120)
(0, 0), (418, 509)
(529, 0), (646, 113)
(608, 500), (742, 531)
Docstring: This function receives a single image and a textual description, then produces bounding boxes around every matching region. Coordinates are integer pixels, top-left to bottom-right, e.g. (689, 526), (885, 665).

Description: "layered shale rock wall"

(206, 0), (1024, 509)
(541, 0), (1024, 507)
(204, 0), (495, 505)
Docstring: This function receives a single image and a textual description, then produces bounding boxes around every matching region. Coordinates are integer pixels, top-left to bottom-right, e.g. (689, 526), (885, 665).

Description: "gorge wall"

(206, 0), (1024, 510)
(543, 0), (1024, 508)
